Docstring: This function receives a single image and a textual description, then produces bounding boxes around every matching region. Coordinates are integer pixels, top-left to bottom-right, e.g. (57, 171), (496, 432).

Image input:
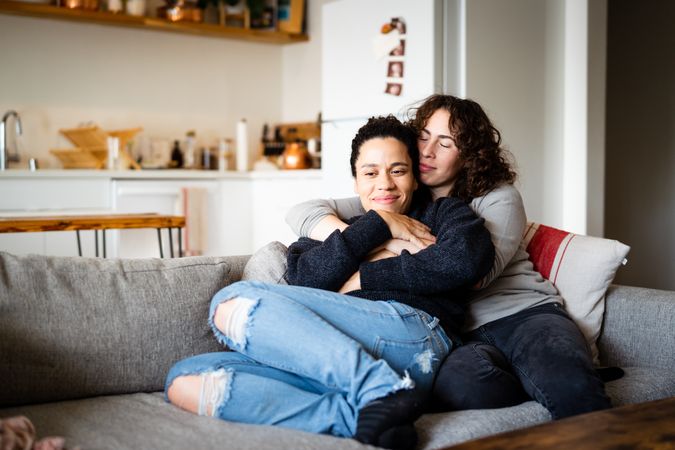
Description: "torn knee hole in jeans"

(214, 296), (257, 348)
(198, 368), (233, 417)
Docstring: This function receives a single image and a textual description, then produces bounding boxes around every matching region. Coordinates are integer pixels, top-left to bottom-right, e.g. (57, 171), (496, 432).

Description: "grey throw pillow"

(241, 241), (289, 285)
(0, 252), (247, 407)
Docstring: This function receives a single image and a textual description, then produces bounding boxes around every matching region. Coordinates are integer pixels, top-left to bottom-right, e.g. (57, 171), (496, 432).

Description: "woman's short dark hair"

(408, 94), (517, 201)
(350, 115), (419, 179)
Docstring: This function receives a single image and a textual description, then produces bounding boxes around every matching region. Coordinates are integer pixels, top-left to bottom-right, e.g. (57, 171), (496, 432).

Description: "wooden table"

(0, 213), (185, 257)
(442, 397), (675, 450)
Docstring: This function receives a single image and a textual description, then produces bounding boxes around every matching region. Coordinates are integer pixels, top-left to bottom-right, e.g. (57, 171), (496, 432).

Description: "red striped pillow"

(522, 223), (630, 362)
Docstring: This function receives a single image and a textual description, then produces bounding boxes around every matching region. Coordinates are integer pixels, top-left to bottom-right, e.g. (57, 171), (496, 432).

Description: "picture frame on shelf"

(277, 0), (303, 34)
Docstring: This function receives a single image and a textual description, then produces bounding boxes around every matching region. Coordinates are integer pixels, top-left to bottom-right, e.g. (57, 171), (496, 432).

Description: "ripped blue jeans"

(165, 281), (451, 437)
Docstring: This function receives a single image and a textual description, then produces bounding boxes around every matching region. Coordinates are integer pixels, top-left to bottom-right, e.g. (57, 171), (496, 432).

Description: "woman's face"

(418, 109), (462, 199)
(354, 137), (417, 214)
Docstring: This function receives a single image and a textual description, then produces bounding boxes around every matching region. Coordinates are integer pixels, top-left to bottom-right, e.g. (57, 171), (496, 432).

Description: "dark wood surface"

(0, 213), (185, 233)
(442, 397), (675, 450)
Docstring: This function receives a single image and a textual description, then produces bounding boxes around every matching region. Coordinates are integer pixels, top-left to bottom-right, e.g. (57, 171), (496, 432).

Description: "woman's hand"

(374, 210), (436, 249)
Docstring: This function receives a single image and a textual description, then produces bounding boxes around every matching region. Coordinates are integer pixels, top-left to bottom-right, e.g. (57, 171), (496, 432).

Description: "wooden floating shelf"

(0, 1), (309, 44)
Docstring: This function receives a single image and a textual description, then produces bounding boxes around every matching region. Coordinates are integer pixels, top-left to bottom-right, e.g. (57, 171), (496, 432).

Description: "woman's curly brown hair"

(408, 94), (517, 202)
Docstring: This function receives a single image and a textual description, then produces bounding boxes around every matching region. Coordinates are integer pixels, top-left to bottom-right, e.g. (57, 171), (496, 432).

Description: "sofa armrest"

(598, 284), (675, 371)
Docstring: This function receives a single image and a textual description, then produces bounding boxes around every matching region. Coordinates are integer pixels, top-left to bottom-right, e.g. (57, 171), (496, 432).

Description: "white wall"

(280, 0), (326, 122)
(463, 0), (605, 234)
(464, 0), (559, 226)
(0, 14), (284, 169)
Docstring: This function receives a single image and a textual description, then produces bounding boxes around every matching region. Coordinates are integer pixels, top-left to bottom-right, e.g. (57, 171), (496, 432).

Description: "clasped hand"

(338, 210), (436, 293)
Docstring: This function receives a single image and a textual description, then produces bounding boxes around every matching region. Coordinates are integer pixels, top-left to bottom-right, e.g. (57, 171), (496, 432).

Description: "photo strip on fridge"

(382, 17), (406, 96)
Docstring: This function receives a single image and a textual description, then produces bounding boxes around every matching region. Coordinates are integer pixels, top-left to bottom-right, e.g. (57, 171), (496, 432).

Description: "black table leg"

(178, 228), (183, 257)
(76, 230), (82, 257)
(95, 230), (99, 257)
(102, 230), (107, 258)
(168, 228), (175, 258)
(157, 228), (164, 258)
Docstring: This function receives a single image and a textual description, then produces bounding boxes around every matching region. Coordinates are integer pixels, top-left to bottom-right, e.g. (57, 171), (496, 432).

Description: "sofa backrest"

(0, 252), (248, 408)
(598, 284), (675, 371)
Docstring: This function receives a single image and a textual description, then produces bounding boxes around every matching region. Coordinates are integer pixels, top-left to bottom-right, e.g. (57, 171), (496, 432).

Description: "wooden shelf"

(0, 1), (309, 44)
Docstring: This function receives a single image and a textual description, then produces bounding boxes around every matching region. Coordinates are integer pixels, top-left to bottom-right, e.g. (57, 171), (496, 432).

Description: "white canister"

(236, 119), (249, 172)
(107, 136), (120, 170)
(107, 0), (122, 13)
(125, 0), (145, 16)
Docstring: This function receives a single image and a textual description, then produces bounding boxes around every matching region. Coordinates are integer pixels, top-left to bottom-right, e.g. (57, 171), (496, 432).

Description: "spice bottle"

(170, 140), (183, 168)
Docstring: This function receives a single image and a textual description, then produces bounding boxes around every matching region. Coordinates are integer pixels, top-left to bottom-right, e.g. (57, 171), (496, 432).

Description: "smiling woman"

(353, 137), (417, 214)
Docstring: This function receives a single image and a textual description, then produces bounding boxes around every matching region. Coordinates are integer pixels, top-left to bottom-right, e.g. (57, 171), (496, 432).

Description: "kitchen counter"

(0, 169), (325, 258)
(0, 169), (322, 180)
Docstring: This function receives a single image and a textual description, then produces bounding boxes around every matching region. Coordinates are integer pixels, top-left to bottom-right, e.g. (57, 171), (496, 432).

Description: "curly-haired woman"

(286, 94), (612, 419)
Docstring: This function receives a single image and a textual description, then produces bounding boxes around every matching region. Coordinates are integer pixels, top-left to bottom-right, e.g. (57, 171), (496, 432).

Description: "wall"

(464, 0), (562, 226)
(280, 0), (326, 122)
(605, 0), (675, 290)
(0, 14), (284, 169)
(463, 0), (606, 235)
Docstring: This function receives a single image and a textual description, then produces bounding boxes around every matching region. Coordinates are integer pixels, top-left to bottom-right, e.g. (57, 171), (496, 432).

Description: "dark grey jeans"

(430, 303), (612, 419)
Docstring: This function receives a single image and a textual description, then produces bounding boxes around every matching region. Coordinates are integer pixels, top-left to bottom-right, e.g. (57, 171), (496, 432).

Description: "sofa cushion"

(2, 367), (673, 450)
(416, 365), (675, 449)
(0, 393), (369, 450)
(604, 366), (675, 406)
(416, 401), (551, 449)
(241, 241), (289, 284)
(0, 252), (248, 407)
(522, 223), (630, 361)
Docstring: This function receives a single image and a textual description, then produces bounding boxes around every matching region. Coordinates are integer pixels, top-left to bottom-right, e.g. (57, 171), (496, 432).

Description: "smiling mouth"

(419, 164), (435, 173)
(373, 196), (399, 204)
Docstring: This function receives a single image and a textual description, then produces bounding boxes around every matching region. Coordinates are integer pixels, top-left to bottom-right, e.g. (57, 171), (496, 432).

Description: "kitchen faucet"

(1, 110), (23, 170)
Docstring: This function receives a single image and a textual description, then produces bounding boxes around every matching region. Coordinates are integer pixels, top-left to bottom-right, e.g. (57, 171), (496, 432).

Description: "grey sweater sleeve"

(285, 197), (366, 238)
(470, 184), (527, 288)
(285, 185), (527, 289)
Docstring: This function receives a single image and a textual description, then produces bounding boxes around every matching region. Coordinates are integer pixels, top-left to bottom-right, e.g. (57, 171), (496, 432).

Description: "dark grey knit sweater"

(285, 197), (495, 337)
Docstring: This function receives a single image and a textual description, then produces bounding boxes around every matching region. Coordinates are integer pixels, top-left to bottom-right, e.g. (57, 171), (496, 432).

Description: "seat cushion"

(2, 366), (673, 450)
(0, 393), (368, 450)
(604, 366), (675, 405)
(416, 366), (675, 450)
(416, 401), (551, 449)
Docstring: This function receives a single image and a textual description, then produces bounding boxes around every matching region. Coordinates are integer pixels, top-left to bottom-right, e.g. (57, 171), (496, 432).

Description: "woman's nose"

(419, 139), (434, 158)
(377, 173), (395, 189)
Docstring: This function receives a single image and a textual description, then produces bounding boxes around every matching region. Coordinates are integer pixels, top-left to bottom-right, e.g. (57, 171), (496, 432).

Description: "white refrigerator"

(321, 0), (458, 197)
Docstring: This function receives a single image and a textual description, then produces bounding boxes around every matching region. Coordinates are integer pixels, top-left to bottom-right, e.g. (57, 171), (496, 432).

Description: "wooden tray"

(51, 126), (142, 169)
(50, 147), (107, 169)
